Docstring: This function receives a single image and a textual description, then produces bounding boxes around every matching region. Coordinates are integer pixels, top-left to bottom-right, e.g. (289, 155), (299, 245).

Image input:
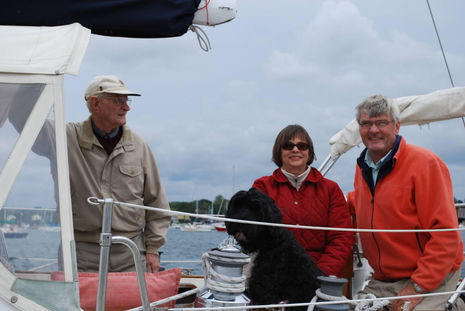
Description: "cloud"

(265, 51), (318, 80)
(4, 0), (465, 208)
(264, 0), (465, 96)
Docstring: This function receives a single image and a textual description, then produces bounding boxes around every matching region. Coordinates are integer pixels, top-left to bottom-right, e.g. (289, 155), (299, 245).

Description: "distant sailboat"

(0, 224), (28, 238)
(212, 198), (227, 232)
(214, 223), (227, 232)
(180, 223), (213, 232)
(180, 200), (213, 232)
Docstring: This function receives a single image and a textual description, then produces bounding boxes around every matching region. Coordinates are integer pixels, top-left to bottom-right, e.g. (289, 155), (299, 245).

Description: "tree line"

(169, 195), (229, 222)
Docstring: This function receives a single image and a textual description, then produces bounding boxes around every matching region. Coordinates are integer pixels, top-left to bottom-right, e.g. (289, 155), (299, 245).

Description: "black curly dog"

(225, 188), (324, 310)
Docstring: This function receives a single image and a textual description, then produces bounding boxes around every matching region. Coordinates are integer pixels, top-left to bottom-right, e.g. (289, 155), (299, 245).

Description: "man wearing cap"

(67, 75), (171, 273)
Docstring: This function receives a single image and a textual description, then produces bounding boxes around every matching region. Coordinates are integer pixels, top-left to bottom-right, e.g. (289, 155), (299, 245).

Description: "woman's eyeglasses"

(282, 142), (309, 151)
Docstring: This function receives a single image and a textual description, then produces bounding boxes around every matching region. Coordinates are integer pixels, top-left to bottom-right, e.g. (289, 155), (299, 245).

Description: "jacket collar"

(357, 135), (402, 191)
(357, 135), (402, 169)
(78, 116), (135, 152)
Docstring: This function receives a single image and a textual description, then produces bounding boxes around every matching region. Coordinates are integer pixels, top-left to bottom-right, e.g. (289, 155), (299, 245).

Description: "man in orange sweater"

(348, 94), (464, 311)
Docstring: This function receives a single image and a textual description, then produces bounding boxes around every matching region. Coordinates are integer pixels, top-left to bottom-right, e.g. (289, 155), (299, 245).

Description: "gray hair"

(85, 99), (91, 112)
(85, 94), (106, 113)
(355, 95), (400, 123)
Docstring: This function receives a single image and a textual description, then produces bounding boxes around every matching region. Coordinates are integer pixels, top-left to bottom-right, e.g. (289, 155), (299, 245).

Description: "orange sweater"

(349, 136), (463, 291)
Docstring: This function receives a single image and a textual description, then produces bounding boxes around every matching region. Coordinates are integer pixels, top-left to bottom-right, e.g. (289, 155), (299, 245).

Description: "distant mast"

(232, 165), (236, 197)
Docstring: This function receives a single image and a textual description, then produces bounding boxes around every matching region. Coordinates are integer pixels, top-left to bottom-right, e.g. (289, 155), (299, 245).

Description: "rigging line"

(425, 0), (454, 88)
(425, 0), (465, 127)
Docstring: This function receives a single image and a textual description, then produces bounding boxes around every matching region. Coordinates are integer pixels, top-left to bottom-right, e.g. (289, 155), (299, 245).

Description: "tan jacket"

(67, 117), (171, 254)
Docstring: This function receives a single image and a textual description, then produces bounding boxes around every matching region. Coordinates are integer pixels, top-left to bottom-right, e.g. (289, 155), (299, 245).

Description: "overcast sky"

(10, 0), (465, 207)
(64, 0), (465, 203)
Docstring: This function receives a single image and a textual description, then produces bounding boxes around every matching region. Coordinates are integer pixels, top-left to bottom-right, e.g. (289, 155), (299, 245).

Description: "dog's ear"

(249, 188), (283, 224)
(225, 190), (249, 234)
(226, 191), (247, 215)
(267, 199), (283, 224)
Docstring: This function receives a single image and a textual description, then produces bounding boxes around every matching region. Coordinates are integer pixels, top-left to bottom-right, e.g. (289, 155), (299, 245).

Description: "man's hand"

(391, 282), (423, 311)
(146, 253), (160, 273)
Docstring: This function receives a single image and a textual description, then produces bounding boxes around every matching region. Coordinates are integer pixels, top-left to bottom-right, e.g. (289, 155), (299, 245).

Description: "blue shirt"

(364, 151), (392, 184)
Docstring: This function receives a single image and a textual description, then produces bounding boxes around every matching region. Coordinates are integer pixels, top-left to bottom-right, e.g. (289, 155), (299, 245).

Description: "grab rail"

(89, 197), (151, 311)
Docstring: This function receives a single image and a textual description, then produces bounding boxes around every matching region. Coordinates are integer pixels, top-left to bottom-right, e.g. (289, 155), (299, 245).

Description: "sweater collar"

(280, 166), (311, 190)
(273, 166), (323, 185)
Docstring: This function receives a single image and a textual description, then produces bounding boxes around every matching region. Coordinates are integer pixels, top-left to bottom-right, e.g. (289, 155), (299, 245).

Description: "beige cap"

(84, 75), (141, 100)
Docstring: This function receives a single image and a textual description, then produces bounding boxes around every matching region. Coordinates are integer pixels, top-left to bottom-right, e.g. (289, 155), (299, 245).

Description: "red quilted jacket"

(253, 168), (354, 276)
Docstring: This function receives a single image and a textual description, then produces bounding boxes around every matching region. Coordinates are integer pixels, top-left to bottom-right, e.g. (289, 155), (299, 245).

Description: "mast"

(232, 165), (236, 197)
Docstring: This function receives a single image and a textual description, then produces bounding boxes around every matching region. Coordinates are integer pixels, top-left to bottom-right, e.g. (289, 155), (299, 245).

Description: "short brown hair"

(272, 124), (315, 167)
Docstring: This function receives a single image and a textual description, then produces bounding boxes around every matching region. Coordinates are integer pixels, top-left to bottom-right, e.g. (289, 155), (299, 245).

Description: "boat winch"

(195, 236), (251, 309)
(312, 275), (350, 311)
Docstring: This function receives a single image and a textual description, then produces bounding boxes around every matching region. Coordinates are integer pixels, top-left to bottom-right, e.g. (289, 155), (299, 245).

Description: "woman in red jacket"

(253, 124), (353, 277)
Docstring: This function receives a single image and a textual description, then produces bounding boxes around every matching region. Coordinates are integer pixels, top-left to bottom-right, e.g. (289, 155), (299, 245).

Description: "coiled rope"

(352, 293), (389, 311)
(306, 288), (349, 311)
(189, 25), (211, 52)
(201, 252), (250, 294)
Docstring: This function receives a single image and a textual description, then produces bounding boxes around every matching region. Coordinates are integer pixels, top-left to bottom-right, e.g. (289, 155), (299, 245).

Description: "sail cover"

(1, 0), (201, 38)
(329, 86), (465, 158)
(0, 23), (90, 75)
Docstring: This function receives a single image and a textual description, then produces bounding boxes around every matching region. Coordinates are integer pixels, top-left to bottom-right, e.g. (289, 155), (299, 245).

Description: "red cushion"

(51, 268), (182, 311)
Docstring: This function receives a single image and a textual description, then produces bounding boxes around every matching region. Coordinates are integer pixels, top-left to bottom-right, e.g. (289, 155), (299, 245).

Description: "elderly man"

(348, 95), (464, 311)
(68, 75), (171, 273)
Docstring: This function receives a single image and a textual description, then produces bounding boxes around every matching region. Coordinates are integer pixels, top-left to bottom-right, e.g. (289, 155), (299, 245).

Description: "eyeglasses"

(282, 142), (309, 151)
(100, 95), (132, 106)
(359, 120), (393, 129)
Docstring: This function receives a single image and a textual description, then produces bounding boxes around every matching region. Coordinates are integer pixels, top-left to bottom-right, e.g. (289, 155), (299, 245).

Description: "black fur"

(225, 188), (324, 309)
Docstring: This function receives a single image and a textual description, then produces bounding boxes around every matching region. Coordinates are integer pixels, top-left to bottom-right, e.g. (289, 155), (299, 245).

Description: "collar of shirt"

(364, 150), (392, 184)
(281, 166), (311, 190)
(91, 119), (120, 139)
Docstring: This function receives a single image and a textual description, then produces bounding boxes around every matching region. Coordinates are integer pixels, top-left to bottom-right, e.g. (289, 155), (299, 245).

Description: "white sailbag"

(328, 86), (465, 159)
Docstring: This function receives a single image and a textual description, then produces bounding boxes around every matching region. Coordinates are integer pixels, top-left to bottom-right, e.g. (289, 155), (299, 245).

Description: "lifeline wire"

(167, 289), (465, 311)
(87, 197), (465, 310)
(87, 197), (465, 233)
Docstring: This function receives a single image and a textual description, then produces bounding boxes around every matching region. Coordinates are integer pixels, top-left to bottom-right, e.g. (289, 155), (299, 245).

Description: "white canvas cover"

(328, 86), (465, 158)
(0, 23), (90, 310)
(0, 23), (90, 75)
